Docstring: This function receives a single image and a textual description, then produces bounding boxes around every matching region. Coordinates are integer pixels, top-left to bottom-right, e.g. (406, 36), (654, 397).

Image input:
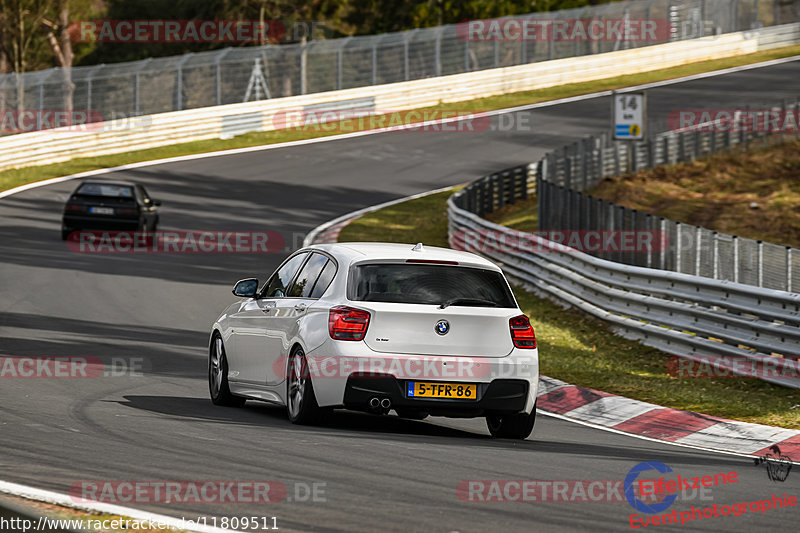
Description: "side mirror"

(233, 278), (259, 298)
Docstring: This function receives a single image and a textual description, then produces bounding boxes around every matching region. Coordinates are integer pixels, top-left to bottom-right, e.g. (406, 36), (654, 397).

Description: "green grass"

(339, 187), (800, 429)
(3, 44), (800, 193)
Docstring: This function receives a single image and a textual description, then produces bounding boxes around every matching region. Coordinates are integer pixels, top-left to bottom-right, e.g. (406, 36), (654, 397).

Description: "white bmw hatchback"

(209, 242), (539, 439)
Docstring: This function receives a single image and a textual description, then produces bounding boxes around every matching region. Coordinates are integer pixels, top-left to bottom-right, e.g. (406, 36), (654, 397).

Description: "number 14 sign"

(612, 92), (646, 140)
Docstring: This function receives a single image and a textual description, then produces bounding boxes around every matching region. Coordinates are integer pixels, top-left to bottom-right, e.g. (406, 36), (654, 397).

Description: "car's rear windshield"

(349, 263), (516, 307)
(76, 183), (134, 198)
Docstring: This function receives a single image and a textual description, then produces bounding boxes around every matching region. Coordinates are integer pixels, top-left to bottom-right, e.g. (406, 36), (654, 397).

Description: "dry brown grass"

(591, 139), (800, 246)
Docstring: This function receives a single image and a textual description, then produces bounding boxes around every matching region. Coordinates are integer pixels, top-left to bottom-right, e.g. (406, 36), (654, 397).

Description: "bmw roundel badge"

(435, 319), (450, 336)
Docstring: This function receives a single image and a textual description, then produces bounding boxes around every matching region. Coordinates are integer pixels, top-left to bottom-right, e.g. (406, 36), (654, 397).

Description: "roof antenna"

(412, 243), (424, 252)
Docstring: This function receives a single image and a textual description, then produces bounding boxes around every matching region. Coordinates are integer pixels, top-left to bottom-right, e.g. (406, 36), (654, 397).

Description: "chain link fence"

(1, 0), (799, 133)
(534, 96), (800, 292)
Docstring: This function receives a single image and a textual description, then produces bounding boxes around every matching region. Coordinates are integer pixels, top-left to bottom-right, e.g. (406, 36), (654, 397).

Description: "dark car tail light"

(117, 207), (139, 215)
(329, 306), (370, 341)
(509, 314), (536, 349)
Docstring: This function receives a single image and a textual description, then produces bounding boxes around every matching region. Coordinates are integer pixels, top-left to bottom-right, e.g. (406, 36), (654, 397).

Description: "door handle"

(294, 303), (307, 313)
(261, 307), (273, 314)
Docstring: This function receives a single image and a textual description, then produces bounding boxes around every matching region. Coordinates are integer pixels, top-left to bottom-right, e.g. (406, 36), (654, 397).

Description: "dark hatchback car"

(61, 181), (160, 240)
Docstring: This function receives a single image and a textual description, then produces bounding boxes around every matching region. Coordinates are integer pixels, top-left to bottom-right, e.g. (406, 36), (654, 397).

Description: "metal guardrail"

(448, 190), (800, 387)
(536, 96), (800, 291)
(2, 0), (797, 129)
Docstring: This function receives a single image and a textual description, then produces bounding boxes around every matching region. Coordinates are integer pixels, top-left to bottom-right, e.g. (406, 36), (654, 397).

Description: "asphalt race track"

(1, 61), (799, 532)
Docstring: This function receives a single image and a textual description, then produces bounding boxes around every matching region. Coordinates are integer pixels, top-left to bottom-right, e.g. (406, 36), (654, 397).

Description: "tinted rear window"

(349, 263), (515, 307)
(76, 183), (134, 198)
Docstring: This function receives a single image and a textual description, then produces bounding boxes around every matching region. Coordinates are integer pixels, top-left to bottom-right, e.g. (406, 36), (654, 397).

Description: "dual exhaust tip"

(369, 397), (391, 412)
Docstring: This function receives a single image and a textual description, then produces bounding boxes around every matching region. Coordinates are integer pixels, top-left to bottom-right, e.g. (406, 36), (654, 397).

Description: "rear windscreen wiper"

(439, 298), (498, 309)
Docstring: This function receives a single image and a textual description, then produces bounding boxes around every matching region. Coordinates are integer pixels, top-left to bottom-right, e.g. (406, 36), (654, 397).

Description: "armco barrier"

(447, 185), (800, 388)
(1, 23), (799, 172)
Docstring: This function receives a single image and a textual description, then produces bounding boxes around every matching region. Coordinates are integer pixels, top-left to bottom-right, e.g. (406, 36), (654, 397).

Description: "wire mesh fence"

(535, 96), (800, 292)
(1, 0), (798, 134)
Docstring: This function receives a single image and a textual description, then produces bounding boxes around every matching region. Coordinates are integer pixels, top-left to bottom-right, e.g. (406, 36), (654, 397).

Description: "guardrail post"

(598, 134), (606, 182)
(733, 235), (739, 283)
(434, 28), (442, 77)
(214, 50), (230, 106)
(404, 31), (411, 81)
(565, 147), (572, 189)
(713, 232), (719, 279)
(695, 226), (702, 276)
(337, 37), (351, 90)
(372, 42), (378, 85)
(788, 246), (793, 293)
(676, 223), (682, 273)
(660, 218), (667, 270)
(85, 64), (103, 117)
(758, 240), (764, 287)
(175, 53), (193, 111)
(646, 214), (653, 268)
(617, 205), (624, 263)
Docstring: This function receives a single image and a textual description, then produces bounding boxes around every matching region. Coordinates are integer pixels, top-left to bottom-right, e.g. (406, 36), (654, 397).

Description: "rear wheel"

(209, 334), (245, 407)
(287, 347), (320, 424)
(486, 407), (536, 439)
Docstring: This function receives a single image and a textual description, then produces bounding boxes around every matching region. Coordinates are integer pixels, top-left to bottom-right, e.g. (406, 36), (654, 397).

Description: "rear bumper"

(343, 375), (530, 416)
(305, 342), (539, 415)
(62, 214), (139, 230)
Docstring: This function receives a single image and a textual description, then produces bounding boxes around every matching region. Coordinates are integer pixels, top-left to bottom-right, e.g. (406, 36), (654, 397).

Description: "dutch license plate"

(90, 207), (114, 215)
(406, 381), (476, 399)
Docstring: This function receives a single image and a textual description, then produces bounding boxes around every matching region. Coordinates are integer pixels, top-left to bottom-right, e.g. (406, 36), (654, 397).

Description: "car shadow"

(113, 394), (746, 467)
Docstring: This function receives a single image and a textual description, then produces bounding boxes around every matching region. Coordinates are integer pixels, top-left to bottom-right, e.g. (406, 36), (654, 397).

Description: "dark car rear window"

(76, 183), (134, 198)
(349, 263), (515, 307)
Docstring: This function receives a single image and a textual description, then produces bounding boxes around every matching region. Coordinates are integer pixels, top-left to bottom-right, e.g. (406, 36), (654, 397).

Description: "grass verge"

(3, 44), (800, 194)
(338, 188), (800, 429)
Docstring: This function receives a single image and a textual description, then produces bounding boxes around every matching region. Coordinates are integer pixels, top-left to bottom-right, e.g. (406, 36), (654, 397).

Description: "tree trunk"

(43, 2), (74, 115)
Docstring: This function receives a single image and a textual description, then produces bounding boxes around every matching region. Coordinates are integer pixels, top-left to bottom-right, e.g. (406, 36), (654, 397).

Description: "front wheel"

(209, 334), (246, 407)
(286, 347), (320, 424)
(486, 407), (536, 439)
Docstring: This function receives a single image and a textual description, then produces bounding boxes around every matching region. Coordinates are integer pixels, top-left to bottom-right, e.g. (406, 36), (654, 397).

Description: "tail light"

(509, 314), (536, 349)
(329, 306), (370, 341)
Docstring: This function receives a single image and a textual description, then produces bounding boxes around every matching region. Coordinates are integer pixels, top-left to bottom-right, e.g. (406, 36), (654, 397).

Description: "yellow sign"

(630, 124), (641, 136)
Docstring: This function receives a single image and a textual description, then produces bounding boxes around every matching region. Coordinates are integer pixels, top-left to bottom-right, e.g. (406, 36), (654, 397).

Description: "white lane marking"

(0, 479), (239, 533)
(2, 54), (798, 201)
